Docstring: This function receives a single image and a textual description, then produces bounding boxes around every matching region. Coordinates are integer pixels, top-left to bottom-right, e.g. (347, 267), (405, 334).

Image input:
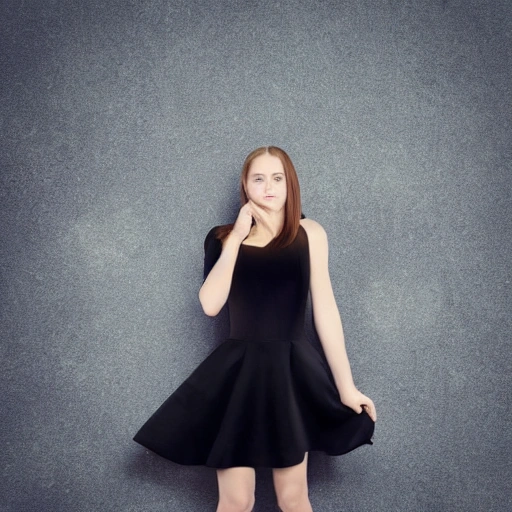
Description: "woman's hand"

(247, 200), (274, 233)
(231, 201), (274, 243)
(340, 388), (377, 422)
(230, 202), (254, 242)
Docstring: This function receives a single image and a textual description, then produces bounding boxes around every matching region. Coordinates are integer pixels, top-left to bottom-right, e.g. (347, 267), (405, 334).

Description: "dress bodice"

(227, 226), (310, 341)
(203, 225), (311, 342)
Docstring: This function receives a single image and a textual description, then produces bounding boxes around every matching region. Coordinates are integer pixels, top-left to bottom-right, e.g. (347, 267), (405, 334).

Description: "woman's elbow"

(198, 291), (220, 317)
(202, 304), (220, 317)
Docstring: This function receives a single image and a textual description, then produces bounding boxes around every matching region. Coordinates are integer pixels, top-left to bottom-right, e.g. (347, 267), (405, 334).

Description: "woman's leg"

(272, 453), (313, 512)
(216, 467), (256, 512)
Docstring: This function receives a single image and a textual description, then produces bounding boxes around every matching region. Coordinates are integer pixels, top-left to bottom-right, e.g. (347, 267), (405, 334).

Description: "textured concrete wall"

(1, 0), (511, 510)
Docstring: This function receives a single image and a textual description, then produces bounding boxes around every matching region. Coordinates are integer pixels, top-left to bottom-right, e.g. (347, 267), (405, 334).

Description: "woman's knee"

(217, 493), (255, 512)
(276, 483), (310, 512)
(216, 467), (255, 512)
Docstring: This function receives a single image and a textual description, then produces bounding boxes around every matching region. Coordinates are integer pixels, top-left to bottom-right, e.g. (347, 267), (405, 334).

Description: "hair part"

(216, 146), (302, 249)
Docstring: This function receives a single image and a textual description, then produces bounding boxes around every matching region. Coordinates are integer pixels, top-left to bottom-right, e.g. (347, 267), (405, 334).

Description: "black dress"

(133, 225), (374, 468)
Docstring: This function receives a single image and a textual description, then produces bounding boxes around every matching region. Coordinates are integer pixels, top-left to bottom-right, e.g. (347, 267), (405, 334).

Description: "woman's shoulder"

(205, 224), (230, 237)
(204, 225), (221, 248)
(204, 224), (233, 249)
(300, 218), (327, 242)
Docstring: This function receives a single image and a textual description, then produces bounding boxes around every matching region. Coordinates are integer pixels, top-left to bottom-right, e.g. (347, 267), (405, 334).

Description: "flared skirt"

(133, 338), (374, 468)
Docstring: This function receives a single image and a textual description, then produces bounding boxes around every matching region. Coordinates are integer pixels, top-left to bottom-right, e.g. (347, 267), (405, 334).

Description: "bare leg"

(272, 453), (313, 512)
(216, 467), (256, 512)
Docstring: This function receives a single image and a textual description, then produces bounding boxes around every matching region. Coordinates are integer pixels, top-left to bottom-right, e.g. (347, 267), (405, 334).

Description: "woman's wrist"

(226, 230), (245, 247)
(337, 383), (358, 400)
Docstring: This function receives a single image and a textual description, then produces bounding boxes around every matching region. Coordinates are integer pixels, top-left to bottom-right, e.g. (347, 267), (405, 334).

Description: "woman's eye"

(275, 176), (282, 182)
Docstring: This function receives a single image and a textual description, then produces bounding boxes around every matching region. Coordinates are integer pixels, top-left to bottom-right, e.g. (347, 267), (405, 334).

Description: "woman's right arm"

(199, 232), (243, 316)
(198, 203), (253, 316)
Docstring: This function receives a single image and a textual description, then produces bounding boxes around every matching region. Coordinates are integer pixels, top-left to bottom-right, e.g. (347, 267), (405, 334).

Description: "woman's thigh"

(216, 467), (256, 512)
(272, 454), (312, 512)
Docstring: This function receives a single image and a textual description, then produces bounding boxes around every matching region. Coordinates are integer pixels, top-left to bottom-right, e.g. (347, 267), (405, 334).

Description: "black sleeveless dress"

(133, 225), (374, 468)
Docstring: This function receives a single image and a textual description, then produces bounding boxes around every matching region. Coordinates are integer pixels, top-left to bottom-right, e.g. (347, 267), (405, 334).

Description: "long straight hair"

(216, 146), (302, 249)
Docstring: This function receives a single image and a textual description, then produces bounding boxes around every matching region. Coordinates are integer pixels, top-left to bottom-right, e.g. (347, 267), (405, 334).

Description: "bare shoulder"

(300, 218), (328, 244)
(300, 219), (330, 276)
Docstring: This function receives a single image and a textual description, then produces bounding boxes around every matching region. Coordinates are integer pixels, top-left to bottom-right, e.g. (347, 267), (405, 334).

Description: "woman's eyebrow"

(250, 172), (284, 177)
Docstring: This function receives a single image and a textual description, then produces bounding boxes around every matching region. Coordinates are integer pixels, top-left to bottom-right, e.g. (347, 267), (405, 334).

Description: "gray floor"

(1, 0), (511, 511)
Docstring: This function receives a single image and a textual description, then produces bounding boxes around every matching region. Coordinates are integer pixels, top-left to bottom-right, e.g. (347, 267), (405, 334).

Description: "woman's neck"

(253, 210), (284, 239)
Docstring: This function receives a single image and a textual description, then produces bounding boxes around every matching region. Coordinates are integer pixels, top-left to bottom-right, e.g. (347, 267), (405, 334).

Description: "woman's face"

(245, 153), (287, 212)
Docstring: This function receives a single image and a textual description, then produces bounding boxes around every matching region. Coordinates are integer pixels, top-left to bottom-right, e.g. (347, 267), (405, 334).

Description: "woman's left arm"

(302, 219), (376, 422)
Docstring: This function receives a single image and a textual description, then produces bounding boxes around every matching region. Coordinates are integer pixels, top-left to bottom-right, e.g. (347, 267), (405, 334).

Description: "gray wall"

(1, 0), (511, 510)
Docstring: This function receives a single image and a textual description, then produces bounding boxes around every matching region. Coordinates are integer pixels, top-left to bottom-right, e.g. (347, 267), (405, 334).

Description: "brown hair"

(215, 146), (302, 249)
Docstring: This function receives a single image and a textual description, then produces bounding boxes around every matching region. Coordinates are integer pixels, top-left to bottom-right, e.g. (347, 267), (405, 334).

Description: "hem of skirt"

(133, 436), (374, 469)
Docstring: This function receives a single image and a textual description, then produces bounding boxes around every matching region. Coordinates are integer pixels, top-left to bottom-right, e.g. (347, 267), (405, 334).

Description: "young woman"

(134, 146), (376, 512)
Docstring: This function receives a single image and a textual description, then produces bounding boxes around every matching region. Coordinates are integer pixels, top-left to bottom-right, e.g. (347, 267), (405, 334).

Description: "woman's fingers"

(362, 401), (377, 422)
(247, 200), (272, 229)
(231, 203), (253, 241)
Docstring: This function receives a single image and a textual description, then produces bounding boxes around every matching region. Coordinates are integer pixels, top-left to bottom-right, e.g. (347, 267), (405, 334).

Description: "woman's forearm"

(313, 303), (357, 398)
(199, 233), (242, 316)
